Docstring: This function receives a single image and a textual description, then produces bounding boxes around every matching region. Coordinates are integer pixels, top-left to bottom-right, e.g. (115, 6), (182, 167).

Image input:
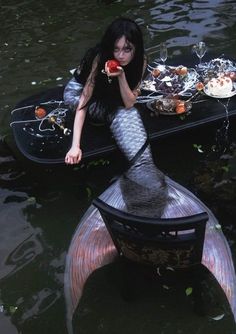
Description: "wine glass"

(160, 42), (168, 65)
(193, 41), (206, 65)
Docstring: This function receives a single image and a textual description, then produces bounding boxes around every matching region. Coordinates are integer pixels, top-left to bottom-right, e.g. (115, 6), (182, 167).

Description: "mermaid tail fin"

(64, 182), (124, 333)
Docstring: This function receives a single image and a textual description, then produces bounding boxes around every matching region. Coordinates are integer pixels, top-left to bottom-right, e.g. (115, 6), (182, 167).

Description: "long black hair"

(75, 17), (145, 113)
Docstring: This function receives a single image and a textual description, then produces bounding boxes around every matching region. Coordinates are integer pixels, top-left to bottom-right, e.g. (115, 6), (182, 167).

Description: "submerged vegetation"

(193, 142), (236, 220)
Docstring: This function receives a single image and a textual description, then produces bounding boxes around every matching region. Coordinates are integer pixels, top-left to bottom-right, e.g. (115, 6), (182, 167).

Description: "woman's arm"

(65, 59), (97, 164)
(105, 56), (147, 109)
(117, 70), (137, 109)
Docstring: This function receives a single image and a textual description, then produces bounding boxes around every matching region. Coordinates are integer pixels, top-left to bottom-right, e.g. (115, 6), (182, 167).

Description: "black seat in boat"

(93, 198), (208, 269)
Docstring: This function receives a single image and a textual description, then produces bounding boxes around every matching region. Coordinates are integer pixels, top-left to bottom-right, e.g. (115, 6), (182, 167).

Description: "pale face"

(113, 35), (135, 66)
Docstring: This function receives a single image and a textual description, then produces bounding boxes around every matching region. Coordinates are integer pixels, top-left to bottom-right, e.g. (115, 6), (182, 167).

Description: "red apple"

(107, 59), (120, 73)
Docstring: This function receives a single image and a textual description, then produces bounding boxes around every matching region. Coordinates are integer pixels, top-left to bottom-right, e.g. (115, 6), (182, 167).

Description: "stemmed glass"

(160, 42), (168, 65)
(193, 41), (207, 65)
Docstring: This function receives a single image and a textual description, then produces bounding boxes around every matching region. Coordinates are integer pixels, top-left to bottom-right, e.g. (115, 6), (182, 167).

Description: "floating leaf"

(101, 159), (110, 165)
(185, 287), (193, 296)
(73, 165), (82, 171)
(221, 166), (229, 173)
(9, 306), (18, 314)
(65, 36), (76, 42)
(27, 197), (36, 204)
(162, 285), (170, 290)
(211, 313), (225, 321)
(166, 266), (175, 272)
(156, 267), (161, 276)
(211, 144), (217, 152)
(86, 187), (92, 199)
(41, 78), (52, 83)
(193, 144), (204, 153)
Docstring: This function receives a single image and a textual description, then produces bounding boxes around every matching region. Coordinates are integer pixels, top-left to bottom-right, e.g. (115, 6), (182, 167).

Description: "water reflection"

(0, 189), (42, 280)
(74, 262), (235, 334)
(16, 288), (60, 324)
(0, 313), (18, 334)
(0, 181), (78, 333)
(146, 0), (236, 58)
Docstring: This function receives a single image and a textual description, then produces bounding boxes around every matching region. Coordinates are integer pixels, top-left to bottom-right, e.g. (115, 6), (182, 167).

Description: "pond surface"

(1, 1), (236, 333)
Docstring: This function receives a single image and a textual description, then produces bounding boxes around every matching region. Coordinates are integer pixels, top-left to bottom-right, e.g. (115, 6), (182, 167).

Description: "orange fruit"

(176, 104), (186, 114)
(35, 107), (46, 119)
(152, 68), (161, 77)
(196, 82), (204, 91)
(175, 66), (188, 76)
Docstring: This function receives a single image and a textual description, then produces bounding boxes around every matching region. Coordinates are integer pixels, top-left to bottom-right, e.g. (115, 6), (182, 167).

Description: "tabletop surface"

(11, 55), (236, 164)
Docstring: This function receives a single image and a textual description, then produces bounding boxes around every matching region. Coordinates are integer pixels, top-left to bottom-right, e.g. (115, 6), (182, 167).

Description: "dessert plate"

(203, 86), (236, 99)
(141, 64), (199, 96)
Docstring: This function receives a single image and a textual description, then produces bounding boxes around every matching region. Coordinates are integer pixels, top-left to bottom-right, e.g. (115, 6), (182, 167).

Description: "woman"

(64, 17), (167, 217)
(64, 17), (146, 165)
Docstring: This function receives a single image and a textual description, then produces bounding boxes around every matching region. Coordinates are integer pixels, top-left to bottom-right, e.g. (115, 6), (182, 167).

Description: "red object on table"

(107, 59), (120, 73)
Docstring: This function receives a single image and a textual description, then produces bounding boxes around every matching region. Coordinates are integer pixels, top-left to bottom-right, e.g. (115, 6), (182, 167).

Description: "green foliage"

(193, 142), (236, 218)
(185, 287), (193, 296)
(193, 144), (204, 153)
(87, 159), (110, 169)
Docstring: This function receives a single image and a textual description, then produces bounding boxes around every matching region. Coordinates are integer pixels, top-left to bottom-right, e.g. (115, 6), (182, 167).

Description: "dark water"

(1, 1), (236, 333)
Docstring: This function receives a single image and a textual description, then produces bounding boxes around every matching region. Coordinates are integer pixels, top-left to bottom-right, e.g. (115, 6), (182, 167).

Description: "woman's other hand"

(65, 146), (82, 164)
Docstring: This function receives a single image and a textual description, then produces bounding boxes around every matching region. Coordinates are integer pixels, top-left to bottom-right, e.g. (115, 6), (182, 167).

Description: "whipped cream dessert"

(207, 76), (233, 96)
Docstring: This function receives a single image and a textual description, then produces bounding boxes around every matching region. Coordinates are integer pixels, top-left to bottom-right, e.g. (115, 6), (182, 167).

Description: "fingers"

(105, 62), (121, 76)
(65, 156), (81, 164)
(105, 63), (111, 76)
(65, 151), (82, 165)
(116, 66), (123, 72)
(105, 62), (109, 73)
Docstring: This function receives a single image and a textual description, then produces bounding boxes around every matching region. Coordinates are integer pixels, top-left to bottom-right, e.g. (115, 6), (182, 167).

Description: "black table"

(10, 56), (236, 165)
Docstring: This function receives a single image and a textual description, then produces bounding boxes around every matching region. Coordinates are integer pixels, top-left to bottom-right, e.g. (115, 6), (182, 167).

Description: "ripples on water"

(1, 1), (236, 333)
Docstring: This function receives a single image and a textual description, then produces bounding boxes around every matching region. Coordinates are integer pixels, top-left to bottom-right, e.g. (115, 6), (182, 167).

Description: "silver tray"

(146, 100), (188, 116)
